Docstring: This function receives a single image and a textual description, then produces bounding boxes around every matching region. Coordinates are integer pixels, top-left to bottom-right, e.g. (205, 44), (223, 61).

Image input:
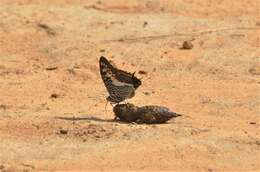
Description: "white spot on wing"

(111, 77), (133, 87)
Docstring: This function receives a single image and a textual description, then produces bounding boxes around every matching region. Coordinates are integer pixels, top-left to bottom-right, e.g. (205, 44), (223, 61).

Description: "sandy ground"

(0, 0), (259, 171)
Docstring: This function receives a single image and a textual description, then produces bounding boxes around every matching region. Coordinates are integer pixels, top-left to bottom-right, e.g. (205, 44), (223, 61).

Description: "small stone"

(59, 129), (68, 135)
(37, 23), (56, 36)
(45, 66), (58, 70)
(249, 122), (256, 125)
(208, 168), (213, 172)
(50, 93), (59, 99)
(138, 70), (147, 75)
(182, 41), (193, 50)
(143, 21), (148, 27)
(143, 92), (150, 96)
(249, 65), (260, 75)
(0, 104), (7, 110)
(160, 7), (165, 12)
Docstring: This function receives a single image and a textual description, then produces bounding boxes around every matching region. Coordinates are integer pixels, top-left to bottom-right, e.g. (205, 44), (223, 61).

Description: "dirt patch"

(0, 0), (259, 171)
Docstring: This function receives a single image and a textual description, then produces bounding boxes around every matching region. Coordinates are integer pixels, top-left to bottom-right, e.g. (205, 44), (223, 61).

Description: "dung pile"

(113, 103), (181, 124)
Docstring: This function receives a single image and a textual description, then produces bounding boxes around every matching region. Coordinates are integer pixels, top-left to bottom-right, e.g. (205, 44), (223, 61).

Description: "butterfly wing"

(99, 56), (136, 102)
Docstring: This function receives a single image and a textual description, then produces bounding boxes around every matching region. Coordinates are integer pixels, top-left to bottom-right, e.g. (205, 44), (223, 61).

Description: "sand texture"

(0, 0), (259, 171)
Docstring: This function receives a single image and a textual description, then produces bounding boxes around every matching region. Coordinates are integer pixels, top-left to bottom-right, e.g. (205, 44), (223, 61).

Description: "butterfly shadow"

(54, 115), (114, 123)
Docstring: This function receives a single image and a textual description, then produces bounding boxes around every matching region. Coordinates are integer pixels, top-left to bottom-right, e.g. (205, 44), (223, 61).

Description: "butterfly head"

(132, 72), (142, 89)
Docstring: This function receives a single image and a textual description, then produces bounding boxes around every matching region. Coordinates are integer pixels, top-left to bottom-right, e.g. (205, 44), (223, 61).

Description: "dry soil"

(0, 0), (259, 171)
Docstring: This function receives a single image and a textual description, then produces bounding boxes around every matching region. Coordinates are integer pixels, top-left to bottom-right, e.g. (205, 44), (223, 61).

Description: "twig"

(37, 23), (56, 36)
(103, 26), (258, 43)
(83, 5), (106, 12)
(20, 163), (35, 169)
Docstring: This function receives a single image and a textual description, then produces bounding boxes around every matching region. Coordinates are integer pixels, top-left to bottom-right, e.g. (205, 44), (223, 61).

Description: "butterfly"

(99, 56), (141, 104)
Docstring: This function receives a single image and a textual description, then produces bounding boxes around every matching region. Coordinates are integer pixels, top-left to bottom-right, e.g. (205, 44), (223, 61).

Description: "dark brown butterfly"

(99, 56), (141, 104)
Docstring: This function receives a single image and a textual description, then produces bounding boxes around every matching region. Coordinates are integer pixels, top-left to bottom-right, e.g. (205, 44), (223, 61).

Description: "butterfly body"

(99, 56), (141, 103)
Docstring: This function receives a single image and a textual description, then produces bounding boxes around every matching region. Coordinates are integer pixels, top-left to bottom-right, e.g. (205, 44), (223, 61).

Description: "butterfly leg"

(104, 100), (108, 113)
(110, 102), (117, 107)
(107, 97), (116, 105)
(104, 100), (116, 110)
(113, 103), (120, 121)
(106, 96), (120, 121)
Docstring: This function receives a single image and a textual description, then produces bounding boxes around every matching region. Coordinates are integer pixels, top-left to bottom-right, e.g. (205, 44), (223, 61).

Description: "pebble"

(182, 41), (193, 49)
(59, 129), (68, 135)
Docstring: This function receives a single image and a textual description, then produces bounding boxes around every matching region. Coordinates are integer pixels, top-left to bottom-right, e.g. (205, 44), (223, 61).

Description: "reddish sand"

(0, 0), (259, 171)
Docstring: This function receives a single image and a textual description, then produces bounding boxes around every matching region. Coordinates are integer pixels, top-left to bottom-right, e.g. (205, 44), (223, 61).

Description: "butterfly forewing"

(99, 56), (141, 103)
